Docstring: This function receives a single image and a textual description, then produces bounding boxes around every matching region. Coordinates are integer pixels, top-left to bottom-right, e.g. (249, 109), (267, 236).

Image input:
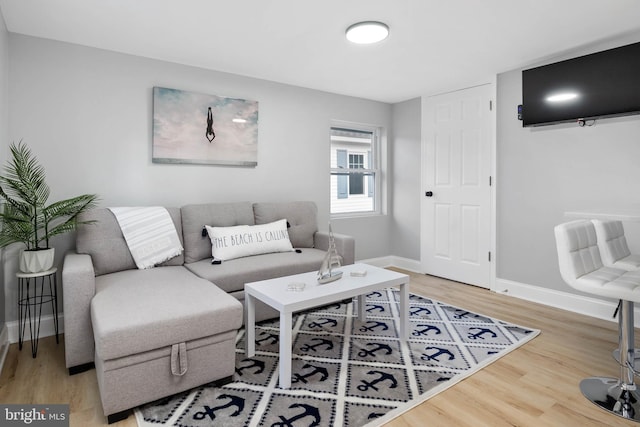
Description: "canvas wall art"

(152, 87), (259, 166)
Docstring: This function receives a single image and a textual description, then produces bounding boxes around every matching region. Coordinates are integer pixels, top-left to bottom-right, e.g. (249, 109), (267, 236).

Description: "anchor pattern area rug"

(135, 289), (539, 427)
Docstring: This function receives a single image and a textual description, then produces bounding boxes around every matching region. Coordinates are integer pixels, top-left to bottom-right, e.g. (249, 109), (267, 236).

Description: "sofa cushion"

(182, 202), (255, 264)
(253, 201), (317, 248)
(205, 219), (293, 261)
(184, 248), (326, 294)
(76, 208), (184, 276)
(91, 266), (242, 361)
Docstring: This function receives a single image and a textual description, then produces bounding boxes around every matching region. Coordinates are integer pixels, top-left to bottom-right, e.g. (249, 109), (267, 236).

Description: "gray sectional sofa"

(61, 201), (355, 423)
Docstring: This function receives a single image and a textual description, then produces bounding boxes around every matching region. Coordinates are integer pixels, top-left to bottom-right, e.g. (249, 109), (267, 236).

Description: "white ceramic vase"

(19, 248), (55, 273)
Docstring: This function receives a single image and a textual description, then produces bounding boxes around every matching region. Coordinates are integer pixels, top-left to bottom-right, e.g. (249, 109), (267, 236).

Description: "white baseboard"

(494, 278), (635, 327)
(363, 257), (632, 327)
(6, 313), (64, 344)
(0, 324), (8, 375)
(359, 256), (422, 273)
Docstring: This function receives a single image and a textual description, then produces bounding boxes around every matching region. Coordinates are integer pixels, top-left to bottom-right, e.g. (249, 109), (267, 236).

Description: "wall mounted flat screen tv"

(522, 41), (640, 127)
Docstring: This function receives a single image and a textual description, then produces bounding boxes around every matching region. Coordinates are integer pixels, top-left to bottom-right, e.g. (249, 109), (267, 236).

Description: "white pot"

(19, 248), (55, 273)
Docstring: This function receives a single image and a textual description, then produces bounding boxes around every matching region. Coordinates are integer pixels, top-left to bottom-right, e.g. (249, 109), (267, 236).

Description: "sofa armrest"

(314, 232), (355, 266)
(62, 252), (97, 372)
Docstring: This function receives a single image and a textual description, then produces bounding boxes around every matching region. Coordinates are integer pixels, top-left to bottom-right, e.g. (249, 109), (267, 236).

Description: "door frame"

(420, 79), (497, 291)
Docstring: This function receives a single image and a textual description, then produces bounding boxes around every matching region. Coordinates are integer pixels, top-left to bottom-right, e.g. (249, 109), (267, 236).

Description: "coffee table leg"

(399, 282), (409, 341)
(279, 311), (293, 389)
(246, 293), (256, 357)
(358, 294), (366, 322)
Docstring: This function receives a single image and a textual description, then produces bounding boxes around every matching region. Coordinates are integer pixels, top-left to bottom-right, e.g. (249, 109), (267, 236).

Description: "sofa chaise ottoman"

(91, 267), (241, 423)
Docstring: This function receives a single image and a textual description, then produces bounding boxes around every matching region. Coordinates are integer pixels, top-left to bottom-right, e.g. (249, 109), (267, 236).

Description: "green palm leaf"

(0, 141), (99, 249)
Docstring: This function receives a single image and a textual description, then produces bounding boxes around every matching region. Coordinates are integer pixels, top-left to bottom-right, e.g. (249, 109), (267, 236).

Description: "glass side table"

(17, 267), (59, 358)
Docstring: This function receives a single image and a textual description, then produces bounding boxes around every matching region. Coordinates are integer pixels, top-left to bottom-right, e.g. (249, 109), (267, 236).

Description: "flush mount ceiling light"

(345, 21), (389, 44)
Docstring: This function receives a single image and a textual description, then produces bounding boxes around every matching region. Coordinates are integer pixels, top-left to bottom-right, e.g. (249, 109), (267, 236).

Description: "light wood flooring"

(1, 269), (638, 426)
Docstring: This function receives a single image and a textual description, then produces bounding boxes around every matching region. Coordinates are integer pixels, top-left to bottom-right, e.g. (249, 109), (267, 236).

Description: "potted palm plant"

(0, 141), (99, 273)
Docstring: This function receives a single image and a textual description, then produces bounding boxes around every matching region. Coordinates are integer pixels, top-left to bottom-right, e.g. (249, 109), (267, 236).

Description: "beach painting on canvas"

(152, 87), (258, 166)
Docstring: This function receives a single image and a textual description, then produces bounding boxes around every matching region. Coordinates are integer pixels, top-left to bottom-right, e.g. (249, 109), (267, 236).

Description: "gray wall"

(0, 10), (7, 334)
(5, 34), (392, 324)
(390, 98), (421, 260)
(496, 33), (640, 295)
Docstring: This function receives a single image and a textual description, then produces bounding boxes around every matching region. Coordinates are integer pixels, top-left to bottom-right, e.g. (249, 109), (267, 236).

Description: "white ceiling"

(1, 0), (640, 103)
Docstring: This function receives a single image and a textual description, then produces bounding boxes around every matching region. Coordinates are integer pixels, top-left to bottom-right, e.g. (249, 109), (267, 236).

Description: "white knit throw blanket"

(109, 207), (183, 269)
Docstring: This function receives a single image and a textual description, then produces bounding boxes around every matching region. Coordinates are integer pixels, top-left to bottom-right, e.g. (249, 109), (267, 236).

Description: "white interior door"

(420, 84), (493, 288)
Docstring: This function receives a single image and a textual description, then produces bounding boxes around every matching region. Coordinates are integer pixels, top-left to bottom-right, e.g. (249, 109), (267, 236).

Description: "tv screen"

(522, 41), (640, 127)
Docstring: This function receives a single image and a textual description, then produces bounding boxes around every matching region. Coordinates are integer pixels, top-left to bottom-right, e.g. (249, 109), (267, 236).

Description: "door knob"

(425, 191), (433, 197)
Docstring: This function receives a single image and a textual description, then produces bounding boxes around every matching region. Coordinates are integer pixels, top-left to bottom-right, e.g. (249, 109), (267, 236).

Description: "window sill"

(330, 211), (384, 220)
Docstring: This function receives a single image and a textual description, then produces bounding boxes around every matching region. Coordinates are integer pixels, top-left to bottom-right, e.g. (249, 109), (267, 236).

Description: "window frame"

(330, 123), (381, 218)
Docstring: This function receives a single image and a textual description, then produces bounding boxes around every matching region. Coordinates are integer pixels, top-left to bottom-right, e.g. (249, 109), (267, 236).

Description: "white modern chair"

(555, 220), (640, 422)
(592, 219), (640, 383)
(592, 219), (640, 271)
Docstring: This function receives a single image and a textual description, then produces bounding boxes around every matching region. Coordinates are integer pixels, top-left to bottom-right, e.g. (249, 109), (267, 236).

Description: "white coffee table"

(245, 263), (409, 388)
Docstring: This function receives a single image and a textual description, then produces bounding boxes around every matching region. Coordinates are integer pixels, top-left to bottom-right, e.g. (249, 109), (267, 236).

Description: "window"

(330, 125), (379, 215)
